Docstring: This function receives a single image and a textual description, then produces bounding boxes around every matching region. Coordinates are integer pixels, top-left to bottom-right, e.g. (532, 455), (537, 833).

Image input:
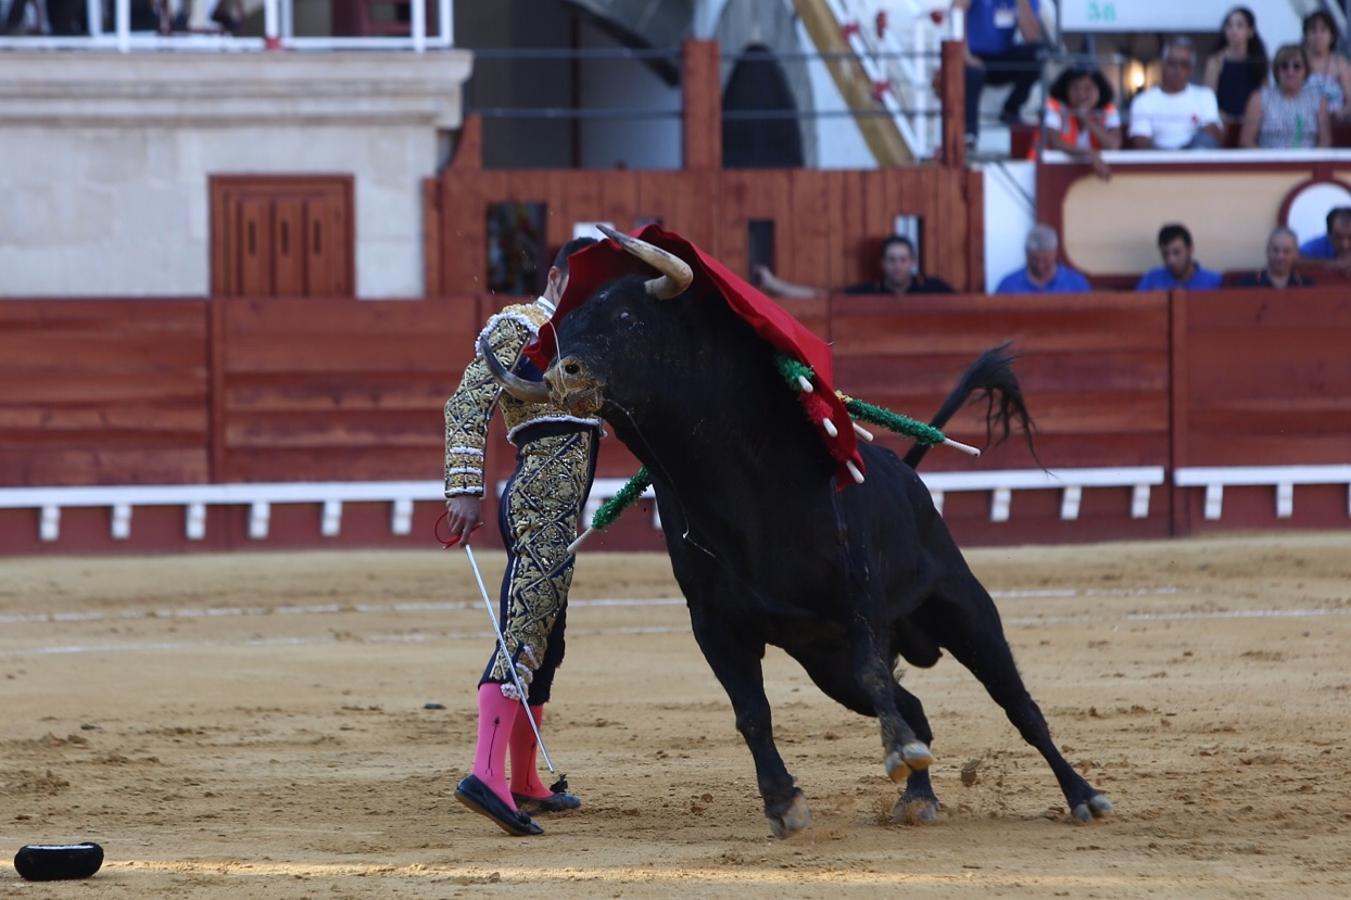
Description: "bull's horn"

(597, 224), (693, 299)
(477, 334), (550, 404)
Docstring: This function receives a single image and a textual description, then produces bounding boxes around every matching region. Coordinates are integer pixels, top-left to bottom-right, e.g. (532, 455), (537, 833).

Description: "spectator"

(995, 224), (1091, 293)
(1236, 227), (1314, 287)
(1298, 206), (1351, 277)
(1036, 66), (1122, 179)
(1136, 224), (1223, 290)
(1239, 44), (1331, 149)
(1303, 11), (1351, 120)
(754, 236), (955, 300)
(956, 0), (1044, 146)
(1128, 38), (1224, 150)
(1203, 7), (1270, 124)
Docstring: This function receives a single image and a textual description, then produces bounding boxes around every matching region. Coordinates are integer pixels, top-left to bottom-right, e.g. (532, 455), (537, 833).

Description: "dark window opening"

(486, 202), (548, 296)
(722, 45), (804, 168)
(748, 219), (776, 279)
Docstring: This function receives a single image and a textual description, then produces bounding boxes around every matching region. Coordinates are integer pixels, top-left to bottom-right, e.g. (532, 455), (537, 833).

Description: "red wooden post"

(451, 113), (483, 171)
(1168, 288), (1190, 537)
(940, 40), (966, 168)
(682, 39), (722, 170)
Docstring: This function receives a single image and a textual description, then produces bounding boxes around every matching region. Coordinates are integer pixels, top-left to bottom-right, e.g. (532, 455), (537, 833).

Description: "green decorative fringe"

(590, 466), (651, 531)
(841, 395), (945, 445)
(775, 353), (816, 391)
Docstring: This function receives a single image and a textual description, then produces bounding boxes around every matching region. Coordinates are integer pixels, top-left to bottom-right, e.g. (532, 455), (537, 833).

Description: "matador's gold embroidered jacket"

(444, 297), (602, 497)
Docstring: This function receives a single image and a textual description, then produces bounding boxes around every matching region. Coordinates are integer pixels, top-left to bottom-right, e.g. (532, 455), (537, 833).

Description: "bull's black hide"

(512, 266), (1112, 837)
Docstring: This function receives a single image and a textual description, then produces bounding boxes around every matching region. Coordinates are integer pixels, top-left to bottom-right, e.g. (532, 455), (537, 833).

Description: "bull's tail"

(902, 342), (1036, 470)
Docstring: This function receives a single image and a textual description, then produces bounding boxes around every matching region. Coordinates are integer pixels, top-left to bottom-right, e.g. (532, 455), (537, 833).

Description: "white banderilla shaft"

(463, 544), (557, 773)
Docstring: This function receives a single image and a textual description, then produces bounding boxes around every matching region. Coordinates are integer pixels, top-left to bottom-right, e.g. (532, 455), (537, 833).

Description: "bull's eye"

(616, 309), (635, 327)
(563, 361), (581, 376)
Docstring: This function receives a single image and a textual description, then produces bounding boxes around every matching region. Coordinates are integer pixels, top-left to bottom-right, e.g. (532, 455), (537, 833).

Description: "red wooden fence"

(2, 288), (1348, 554)
(1171, 287), (1351, 534)
(0, 299), (210, 487)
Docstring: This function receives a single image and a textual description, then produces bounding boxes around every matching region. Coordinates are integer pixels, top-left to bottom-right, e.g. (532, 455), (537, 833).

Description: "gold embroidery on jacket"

(442, 301), (598, 497)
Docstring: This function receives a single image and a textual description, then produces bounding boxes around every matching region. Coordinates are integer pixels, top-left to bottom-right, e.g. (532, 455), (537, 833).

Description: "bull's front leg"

(689, 607), (810, 838)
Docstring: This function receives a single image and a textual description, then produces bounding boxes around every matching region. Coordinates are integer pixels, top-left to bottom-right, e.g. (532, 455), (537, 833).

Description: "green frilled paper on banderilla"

(587, 466), (652, 532)
(583, 354), (954, 534)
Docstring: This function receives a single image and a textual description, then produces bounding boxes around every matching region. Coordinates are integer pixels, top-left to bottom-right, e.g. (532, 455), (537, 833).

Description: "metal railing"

(0, 0), (454, 51)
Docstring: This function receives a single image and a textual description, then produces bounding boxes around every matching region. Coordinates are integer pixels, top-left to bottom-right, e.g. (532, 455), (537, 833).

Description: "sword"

(463, 543), (558, 774)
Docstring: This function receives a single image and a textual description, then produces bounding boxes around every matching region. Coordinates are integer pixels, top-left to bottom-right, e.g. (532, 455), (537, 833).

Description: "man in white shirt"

(1128, 38), (1224, 150)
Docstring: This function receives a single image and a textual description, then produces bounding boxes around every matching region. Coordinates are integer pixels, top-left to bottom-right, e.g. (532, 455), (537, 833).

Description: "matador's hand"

(445, 495), (483, 545)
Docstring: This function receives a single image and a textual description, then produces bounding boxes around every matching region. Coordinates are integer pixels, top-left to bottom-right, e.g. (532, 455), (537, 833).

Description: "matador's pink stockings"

(471, 683), (519, 808)
(509, 705), (552, 799)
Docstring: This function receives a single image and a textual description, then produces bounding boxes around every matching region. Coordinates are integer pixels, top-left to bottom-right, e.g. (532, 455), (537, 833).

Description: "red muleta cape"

(523, 225), (863, 488)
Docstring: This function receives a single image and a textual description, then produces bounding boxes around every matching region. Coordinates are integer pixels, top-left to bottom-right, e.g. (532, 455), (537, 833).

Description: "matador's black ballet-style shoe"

(511, 789), (582, 814)
(454, 775), (543, 836)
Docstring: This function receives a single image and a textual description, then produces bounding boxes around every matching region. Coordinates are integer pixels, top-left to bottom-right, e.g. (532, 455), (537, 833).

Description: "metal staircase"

(796, 0), (953, 162)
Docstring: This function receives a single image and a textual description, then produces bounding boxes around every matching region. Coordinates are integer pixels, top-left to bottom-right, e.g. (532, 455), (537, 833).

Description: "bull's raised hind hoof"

(885, 741), (934, 784)
(766, 791), (812, 839)
(1071, 793), (1114, 823)
(891, 795), (940, 825)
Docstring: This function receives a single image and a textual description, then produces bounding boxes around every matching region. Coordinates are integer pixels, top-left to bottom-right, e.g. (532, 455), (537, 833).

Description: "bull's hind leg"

(790, 644), (940, 825)
(919, 580), (1113, 823)
(689, 607), (810, 839)
(846, 623), (935, 787)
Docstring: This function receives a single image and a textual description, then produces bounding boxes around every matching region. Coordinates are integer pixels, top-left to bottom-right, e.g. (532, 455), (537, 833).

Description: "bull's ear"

(597, 225), (693, 299)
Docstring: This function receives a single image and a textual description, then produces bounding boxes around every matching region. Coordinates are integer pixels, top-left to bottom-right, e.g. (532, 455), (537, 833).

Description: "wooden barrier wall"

(2, 289), (1348, 553)
(1171, 288), (1351, 534)
(423, 118), (985, 298)
(828, 291), (1173, 544)
(0, 299), (210, 486)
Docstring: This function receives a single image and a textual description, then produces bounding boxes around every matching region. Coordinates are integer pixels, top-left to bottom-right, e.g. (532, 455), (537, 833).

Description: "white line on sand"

(0, 587), (1177, 627)
(2, 601), (1347, 659)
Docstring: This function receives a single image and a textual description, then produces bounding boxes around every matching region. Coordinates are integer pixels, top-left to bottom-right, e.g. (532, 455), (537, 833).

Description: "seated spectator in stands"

(1136, 224), (1223, 290)
(1204, 7), (1270, 124)
(1236, 227), (1314, 287)
(754, 236), (955, 299)
(1303, 11), (1351, 121)
(956, 0), (1044, 146)
(1128, 39), (1224, 150)
(1299, 206), (1351, 277)
(1239, 44), (1331, 149)
(1037, 65), (1122, 179)
(995, 224), (1091, 293)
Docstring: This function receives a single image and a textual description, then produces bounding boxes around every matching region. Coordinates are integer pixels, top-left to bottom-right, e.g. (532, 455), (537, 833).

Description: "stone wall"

(0, 51), (471, 298)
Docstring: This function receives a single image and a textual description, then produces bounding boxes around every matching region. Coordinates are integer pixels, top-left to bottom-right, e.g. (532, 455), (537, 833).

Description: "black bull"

(484, 271), (1113, 837)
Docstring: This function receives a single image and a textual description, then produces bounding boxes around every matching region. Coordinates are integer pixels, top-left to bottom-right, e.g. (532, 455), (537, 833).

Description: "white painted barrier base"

(0, 465), (1255, 545)
(1174, 465), (1351, 520)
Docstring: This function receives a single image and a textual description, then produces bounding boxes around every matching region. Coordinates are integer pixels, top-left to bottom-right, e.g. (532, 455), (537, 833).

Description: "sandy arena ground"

(2, 534), (1350, 898)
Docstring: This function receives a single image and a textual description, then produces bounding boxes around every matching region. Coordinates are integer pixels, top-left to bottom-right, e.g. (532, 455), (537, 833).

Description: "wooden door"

(210, 175), (355, 297)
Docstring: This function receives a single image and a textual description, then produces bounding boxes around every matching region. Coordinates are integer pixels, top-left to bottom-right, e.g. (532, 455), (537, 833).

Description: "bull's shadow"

(485, 232), (1113, 837)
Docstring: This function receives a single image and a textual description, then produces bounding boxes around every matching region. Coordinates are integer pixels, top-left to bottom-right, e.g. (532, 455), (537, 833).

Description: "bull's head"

(479, 227), (695, 419)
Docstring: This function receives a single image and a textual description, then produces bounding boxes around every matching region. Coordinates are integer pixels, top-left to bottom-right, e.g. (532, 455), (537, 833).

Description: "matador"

(446, 236), (600, 837)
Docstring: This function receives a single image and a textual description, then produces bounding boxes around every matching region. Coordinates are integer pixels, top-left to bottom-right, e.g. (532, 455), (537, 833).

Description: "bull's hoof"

(1071, 793), (1114, 823)
(891, 795), (940, 825)
(885, 742), (934, 784)
(766, 791), (812, 839)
